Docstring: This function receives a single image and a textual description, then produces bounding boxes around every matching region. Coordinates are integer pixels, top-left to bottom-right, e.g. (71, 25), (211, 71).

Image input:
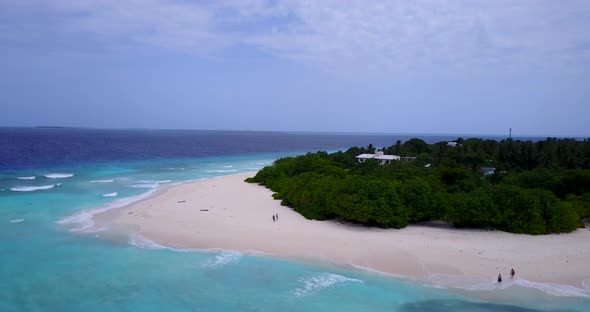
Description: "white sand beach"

(93, 173), (590, 288)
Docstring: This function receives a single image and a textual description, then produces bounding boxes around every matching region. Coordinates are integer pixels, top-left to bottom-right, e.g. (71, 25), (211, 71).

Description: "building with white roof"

(355, 151), (403, 165)
(355, 153), (378, 163)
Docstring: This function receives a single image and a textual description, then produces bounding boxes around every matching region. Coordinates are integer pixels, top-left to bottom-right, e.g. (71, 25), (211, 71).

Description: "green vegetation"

(246, 138), (590, 234)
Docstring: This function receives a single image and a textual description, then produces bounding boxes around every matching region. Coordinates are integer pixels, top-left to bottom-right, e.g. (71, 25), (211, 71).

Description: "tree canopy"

(246, 137), (590, 234)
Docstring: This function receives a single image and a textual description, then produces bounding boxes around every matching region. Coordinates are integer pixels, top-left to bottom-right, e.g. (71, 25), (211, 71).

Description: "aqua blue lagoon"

(1, 128), (588, 311)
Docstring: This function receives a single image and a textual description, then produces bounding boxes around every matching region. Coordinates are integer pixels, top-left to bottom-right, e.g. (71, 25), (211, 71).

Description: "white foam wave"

(126, 235), (245, 262)
(128, 234), (167, 250)
(223, 165), (233, 168)
(201, 251), (242, 269)
(514, 278), (590, 297)
(293, 273), (362, 297)
(427, 274), (590, 297)
(9, 219), (24, 223)
(10, 184), (56, 192)
(129, 183), (159, 189)
(206, 169), (238, 173)
(17, 176), (35, 180)
(90, 179), (114, 183)
(127, 234), (203, 252)
(44, 173), (74, 179)
(102, 192), (118, 197)
(350, 264), (408, 280)
(128, 180), (172, 189)
(243, 249), (267, 256)
(58, 188), (158, 232)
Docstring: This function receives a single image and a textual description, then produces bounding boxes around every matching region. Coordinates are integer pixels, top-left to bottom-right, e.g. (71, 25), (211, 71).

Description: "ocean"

(0, 128), (588, 312)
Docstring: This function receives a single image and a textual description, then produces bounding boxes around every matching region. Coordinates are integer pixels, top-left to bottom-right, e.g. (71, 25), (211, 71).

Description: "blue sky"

(1, 0), (589, 136)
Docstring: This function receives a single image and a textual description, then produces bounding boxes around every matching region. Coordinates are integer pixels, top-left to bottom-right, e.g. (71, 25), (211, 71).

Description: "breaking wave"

(102, 192), (118, 197)
(90, 179), (114, 183)
(44, 173), (74, 179)
(201, 251), (242, 269)
(350, 264), (407, 279)
(427, 274), (590, 298)
(10, 184), (57, 192)
(128, 234), (167, 250)
(126, 234), (243, 264)
(9, 219), (24, 223)
(58, 188), (158, 232)
(128, 180), (172, 189)
(293, 273), (362, 297)
(206, 169), (238, 173)
(17, 176), (35, 180)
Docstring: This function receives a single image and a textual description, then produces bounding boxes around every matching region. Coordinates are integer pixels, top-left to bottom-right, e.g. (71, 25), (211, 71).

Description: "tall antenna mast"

(509, 128), (512, 139)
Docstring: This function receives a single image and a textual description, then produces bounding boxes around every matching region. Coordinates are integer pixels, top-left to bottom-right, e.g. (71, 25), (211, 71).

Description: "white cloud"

(8, 0), (590, 70)
(250, 0), (590, 71)
(50, 0), (227, 53)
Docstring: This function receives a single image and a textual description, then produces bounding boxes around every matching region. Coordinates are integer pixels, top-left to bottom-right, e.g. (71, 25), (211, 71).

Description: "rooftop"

(356, 154), (376, 159)
(375, 155), (399, 160)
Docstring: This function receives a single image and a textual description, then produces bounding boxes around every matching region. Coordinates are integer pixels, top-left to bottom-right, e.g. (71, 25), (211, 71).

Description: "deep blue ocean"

(1, 128), (588, 312)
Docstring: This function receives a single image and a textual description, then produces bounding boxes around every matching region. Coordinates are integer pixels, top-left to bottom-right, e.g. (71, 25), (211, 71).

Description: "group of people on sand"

(272, 213), (279, 222)
(498, 268), (516, 283)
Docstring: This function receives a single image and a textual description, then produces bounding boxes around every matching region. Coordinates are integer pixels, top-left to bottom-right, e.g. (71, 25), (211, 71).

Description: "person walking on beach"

(272, 215), (275, 222)
(510, 268), (515, 279)
(276, 213), (279, 221)
(497, 274), (502, 283)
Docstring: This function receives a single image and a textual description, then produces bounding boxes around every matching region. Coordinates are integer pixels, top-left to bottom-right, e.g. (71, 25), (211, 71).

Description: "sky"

(1, 0), (589, 137)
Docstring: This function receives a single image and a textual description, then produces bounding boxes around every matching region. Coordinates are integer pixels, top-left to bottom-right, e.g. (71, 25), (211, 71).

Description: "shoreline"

(120, 231), (590, 299)
(77, 173), (590, 294)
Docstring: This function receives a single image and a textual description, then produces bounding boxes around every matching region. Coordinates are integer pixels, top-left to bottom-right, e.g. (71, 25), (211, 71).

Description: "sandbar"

(92, 173), (590, 289)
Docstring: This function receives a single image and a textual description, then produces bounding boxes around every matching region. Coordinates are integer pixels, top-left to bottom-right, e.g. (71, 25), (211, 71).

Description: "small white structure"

(447, 142), (458, 147)
(356, 151), (401, 165)
(356, 153), (377, 163)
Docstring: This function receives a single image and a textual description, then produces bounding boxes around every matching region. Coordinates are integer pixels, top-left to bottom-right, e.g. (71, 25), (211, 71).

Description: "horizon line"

(0, 125), (587, 139)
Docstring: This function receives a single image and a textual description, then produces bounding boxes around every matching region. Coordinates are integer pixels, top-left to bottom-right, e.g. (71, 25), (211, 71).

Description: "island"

(91, 137), (590, 290)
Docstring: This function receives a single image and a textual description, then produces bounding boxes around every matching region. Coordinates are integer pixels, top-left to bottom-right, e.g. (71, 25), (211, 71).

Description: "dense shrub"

(247, 138), (590, 234)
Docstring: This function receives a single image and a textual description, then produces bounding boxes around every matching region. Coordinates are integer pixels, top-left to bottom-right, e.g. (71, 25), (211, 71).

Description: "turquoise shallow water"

(1, 153), (590, 311)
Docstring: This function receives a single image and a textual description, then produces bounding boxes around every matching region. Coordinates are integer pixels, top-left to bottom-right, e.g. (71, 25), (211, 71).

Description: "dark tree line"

(246, 137), (590, 234)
